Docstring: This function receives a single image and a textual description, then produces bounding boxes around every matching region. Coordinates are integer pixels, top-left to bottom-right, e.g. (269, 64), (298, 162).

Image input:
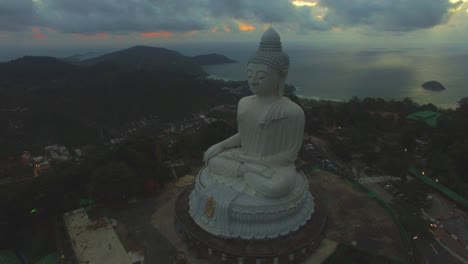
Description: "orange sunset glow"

(32, 27), (47, 39)
(238, 22), (256, 31)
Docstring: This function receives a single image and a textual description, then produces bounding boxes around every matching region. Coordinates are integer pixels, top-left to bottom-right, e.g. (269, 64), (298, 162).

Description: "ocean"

(200, 45), (468, 109)
(2, 44), (466, 109)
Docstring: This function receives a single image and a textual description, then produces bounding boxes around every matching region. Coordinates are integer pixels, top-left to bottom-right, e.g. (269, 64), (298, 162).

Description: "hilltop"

(80, 45), (207, 76)
(0, 47), (233, 156)
(191, 53), (237, 65)
(0, 56), (78, 81)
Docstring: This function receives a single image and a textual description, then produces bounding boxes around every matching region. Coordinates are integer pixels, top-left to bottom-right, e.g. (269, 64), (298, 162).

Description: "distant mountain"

(0, 49), (231, 157)
(0, 56), (78, 82)
(422, 81), (446, 91)
(192, 53), (237, 65)
(80, 45), (207, 77)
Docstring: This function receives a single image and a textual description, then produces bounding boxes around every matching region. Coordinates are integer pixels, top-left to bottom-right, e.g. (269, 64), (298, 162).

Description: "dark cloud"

(38, 0), (210, 33)
(0, 0), (38, 31)
(0, 0), (461, 33)
(31, 0), (303, 34)
(294, 6), (332, 32)
(209, 0), (297, 23)
(319, 0), (453, 31)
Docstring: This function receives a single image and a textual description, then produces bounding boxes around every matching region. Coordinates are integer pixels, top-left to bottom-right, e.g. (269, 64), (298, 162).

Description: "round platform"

(175, 183), (327, 264)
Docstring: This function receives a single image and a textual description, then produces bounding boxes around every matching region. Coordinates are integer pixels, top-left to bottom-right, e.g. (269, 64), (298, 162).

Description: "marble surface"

(189, 27), (314, 239)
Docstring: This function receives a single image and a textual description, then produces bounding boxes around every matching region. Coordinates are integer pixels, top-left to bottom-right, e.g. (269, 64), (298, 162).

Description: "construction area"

(63, 208), (143, 264)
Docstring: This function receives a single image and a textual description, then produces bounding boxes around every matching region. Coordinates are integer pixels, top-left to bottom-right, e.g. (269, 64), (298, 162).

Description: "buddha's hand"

(203, 143), (224, 163)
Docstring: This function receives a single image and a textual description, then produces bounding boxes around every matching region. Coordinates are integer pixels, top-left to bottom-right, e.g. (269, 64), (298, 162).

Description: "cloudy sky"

(1, 0), (468, 54)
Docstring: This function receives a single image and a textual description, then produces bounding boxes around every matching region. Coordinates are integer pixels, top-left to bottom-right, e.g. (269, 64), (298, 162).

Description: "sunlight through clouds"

(292, 1), (318, 7)
(449, 0), (468, 12)
(237, 22), (256, 31)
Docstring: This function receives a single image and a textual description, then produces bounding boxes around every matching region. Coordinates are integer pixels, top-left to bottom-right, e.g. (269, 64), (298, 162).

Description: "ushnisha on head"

(247, 27), (290, 96)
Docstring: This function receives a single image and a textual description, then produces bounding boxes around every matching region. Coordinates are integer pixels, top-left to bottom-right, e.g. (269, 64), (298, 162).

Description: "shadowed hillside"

(0, 48), (231, 157)
(80, 45), (207, 77)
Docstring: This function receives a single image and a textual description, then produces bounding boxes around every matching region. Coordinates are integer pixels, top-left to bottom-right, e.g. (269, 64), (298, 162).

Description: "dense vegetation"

(0, 55), (231, 157)
(302, 96), (468, 198)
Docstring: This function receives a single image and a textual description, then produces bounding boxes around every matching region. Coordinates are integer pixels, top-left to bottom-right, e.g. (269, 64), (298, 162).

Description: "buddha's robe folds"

(207, 96), (304, 198)
(189, 96), (314, 239)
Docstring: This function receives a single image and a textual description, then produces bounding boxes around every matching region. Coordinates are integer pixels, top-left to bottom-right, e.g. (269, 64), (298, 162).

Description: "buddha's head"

(247, 27), (290, 96)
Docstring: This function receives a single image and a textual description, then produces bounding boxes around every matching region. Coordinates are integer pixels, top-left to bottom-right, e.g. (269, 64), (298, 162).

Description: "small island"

(422, 80), (446, 91)
(191, 53), (237, 65)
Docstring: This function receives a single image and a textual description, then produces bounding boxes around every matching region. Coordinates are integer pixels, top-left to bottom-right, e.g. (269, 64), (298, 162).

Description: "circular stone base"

(175, 184), (327, 264)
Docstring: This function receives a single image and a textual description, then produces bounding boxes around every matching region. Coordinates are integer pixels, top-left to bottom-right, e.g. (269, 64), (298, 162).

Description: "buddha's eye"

(257, 73), (266, 80)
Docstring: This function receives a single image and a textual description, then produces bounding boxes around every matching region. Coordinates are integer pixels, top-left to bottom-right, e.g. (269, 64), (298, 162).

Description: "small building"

(63, 208), (133, 264)
(110, 138), (124, 145)
(34, 161), (50, 177)
(44, 145), (60, 152)
(407, 111), (441, 127)
(32, 156), (46, 164)
(75, 149), (82, 157)
(20, 151), (32, 165)
(203, 117), (217, 124)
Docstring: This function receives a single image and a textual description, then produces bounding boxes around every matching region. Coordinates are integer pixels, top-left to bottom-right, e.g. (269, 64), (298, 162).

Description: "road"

(415, 239), (464, 264)
(95, 198), (177, 264)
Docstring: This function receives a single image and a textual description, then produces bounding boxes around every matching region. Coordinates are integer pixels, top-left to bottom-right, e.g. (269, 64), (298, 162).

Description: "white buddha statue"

(189, 27), (314, 239)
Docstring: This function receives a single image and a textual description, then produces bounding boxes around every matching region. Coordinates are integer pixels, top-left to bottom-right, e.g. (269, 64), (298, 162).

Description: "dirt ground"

(308, 170), (407, 260)
(150, 169), (408, 263)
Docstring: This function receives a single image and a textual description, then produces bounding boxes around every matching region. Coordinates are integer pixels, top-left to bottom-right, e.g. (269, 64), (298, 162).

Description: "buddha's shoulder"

(238, 96), (255, 110)
(238, 95), (255, 104)
(281, 98), (305, 117)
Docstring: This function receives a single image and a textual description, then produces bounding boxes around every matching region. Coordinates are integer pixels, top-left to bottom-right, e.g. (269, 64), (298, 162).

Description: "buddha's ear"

(277, 76), (286, 96)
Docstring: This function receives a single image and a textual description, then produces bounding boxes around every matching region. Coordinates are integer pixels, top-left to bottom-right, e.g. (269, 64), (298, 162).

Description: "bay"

(202, 46), (468, 109)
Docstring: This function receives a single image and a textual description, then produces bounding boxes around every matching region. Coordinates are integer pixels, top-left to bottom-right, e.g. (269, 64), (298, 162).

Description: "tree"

(448, 140), (468, 183)
(378, 145), (410, 181)
(199, 121), (236, 150)
(330, 139), (353, 162)
(89, 162), (137, 202)
(362, 151), (378, 166)
(391, 200), (432, 239)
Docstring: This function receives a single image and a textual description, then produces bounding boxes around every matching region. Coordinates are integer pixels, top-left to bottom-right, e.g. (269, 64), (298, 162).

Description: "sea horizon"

(202, 45), (468, 110)
(2, 44), (466, 109)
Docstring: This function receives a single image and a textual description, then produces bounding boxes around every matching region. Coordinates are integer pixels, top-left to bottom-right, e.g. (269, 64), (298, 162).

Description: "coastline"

(207, 74), (460, 109)
(204, 75), (234, 82)
(206, 74), (347, 104)
(296, 94), (345, 103)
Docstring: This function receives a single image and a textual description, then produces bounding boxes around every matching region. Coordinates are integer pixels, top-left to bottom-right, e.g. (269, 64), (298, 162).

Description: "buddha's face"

(247, 63), (281, 96)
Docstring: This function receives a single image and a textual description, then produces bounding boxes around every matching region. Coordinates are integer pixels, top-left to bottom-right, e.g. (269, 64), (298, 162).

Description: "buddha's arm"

(219, 133), (241, 149)
(203, 133), (241, 162)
